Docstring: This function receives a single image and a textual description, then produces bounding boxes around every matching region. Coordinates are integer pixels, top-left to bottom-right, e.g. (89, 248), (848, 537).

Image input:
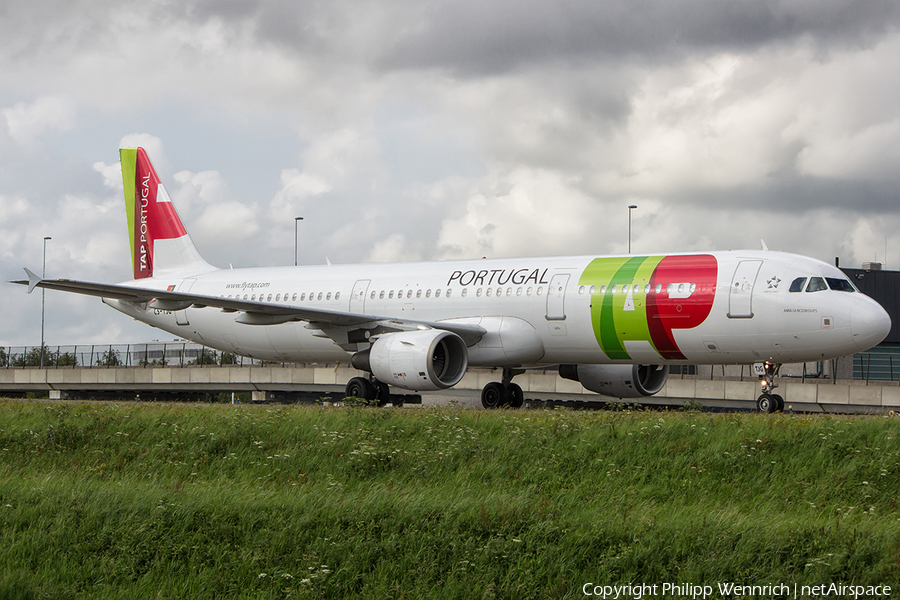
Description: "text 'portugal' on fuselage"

(13, 147), (891, 412)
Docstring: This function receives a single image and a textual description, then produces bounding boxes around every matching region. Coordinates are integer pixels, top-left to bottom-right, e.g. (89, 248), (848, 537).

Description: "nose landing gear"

(756, 362), (785, 413)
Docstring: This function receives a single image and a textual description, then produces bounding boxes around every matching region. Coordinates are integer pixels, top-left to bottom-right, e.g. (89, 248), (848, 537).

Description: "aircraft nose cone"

(851, 299), (892, 352)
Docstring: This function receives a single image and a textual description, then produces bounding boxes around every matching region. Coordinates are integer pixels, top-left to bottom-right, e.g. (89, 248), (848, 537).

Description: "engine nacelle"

(351, 329), (468, 391)
(559, 364), (668, 398)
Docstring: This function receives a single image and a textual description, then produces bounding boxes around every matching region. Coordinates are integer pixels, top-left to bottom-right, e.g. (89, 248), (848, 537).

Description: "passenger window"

(275, 294), (281, 302)
(611, 285), (618, 294)
(600, 285), (607, 294)
(326, 292), (332, 301)
(435, 289), (441, 298)
(251, 294), (257, 301)
(497, 287), (503, 297)
(416, 289), (423, 298)
(446, 289), (452, 298)
(589, 286), (595, 295)
(266, 294), (272, 302)
(690, 284), (696, 293)
(526, 287), (533, 296)
(537, 287), (543, 296)
(476, 288), (482, 297)
(292, 294), (298, 301)
(335, 292), (340, 300)
(579, 286), (585, 295)
(486, 288), (492, 297)
(389, 290), (394, 299)
(806, 277), (827, 292)
(517, 287), (523, 296)
(644, 284), (650, 294)
(316, 292), (322, 301)
(461, 288), (467, 298)
(789, 277), (806, 293)
(426, 289), (431, 298)
(655, 284), (662, 294)
(379, 290), (385, 299)
(506, 288), (512, 296)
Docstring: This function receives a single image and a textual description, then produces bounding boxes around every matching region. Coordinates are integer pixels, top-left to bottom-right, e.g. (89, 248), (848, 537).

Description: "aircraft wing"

(11, 268), (487, 348)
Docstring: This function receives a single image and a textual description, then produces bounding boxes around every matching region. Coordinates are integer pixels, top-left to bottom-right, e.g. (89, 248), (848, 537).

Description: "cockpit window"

(789, 277), (807, 293)
(806, 277), (828, 292)
(826, 277), (855, 292)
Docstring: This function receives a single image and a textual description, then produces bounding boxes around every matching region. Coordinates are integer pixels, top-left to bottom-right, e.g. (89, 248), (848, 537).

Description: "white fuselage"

(105, 250), (890, 367)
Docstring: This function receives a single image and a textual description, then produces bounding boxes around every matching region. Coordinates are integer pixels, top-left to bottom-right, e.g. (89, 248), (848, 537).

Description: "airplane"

(12, 147), (892, 412)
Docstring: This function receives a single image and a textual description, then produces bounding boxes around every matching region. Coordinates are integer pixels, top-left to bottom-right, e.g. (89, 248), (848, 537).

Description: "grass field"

(0, 400), (898, 599)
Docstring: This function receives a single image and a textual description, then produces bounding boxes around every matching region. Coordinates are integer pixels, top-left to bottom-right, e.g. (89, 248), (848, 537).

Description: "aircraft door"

(175, 278), (196, 326)
(727, 260), (762, 319)
(546, 273), (570, 335)
(350, 279), (370, 313)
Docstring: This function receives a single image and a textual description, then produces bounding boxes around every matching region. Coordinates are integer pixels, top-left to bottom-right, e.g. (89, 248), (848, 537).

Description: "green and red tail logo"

(580, 255), (717, 360)
(120, 147), (188, 279)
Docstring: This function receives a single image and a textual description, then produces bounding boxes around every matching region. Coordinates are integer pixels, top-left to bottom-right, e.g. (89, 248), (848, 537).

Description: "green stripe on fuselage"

(579, 256), (664, 360)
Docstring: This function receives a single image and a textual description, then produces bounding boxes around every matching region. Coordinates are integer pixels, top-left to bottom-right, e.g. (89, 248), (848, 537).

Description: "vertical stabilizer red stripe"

(131, 148), (188, 279)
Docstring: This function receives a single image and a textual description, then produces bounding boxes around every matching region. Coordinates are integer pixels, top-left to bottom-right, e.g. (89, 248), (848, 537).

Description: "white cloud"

(93, 161), (123, 191)
(169, 169), (261, 252)
(3, 96), (74, 146)
(269, 168), (332, 223)
(435, 167), (599, 259)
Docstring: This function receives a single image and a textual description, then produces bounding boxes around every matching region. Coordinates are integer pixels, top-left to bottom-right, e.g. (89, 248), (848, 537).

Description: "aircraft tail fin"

(119, 147), (214, 279)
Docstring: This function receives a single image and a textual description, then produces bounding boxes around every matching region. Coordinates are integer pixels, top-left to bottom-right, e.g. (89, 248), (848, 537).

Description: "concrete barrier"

(1, 365), (897, 412)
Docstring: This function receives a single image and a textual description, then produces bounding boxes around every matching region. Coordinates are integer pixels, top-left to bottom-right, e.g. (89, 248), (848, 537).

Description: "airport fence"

(0, 343), (271, 369)
(853, 346), (900, 382)
(1, 343), (897, 383)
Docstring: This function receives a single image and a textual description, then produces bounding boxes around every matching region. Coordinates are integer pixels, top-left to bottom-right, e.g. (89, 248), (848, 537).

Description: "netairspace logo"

(581, 582), (893, 599)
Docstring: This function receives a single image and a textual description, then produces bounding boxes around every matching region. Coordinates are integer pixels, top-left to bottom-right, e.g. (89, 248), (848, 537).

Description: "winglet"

(23, 268), (41, 294)
(760, 239), (769, 251)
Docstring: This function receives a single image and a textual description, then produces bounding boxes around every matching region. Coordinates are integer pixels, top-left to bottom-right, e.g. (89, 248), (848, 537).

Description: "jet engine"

(351, 329), (468, 391)
(559, 364), (668, 398)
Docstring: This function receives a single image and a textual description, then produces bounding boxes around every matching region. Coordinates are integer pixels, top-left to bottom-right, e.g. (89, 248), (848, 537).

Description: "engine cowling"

(351, 330), (468, 391)
(559, 364), (668, 398)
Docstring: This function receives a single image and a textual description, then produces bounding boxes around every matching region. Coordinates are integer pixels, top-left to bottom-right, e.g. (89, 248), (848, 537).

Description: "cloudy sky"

(1, 0), (898, 347)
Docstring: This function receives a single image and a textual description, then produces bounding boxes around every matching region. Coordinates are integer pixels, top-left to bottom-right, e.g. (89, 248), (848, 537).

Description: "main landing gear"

(756, 362), (785, 413)
(345, 376), (393, 406)
(481, 368), (526, 409)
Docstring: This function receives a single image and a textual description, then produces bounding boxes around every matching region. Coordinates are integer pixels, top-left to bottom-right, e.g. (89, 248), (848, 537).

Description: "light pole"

(294, 217), (304, 266)
(40, 236), (51, 369)
(627, 205), (637, 254)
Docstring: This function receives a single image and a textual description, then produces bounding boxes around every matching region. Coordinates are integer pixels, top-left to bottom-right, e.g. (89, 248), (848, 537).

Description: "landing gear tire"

(757, 393), (777, 413)
(345, 377), (373, 400)
(507, 383), (524, 408)
(481, 382), (506, 409)
(374, 381), (391, 407)
(773, 394), (785, 413)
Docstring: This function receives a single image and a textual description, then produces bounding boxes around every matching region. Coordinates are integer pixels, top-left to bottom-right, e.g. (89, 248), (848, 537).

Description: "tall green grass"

(0, 400), (897, 599)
